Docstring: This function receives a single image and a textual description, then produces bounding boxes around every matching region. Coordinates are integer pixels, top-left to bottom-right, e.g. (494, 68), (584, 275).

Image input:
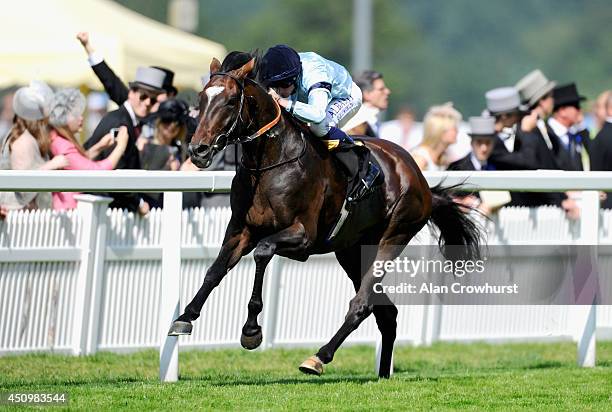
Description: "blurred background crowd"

(1, 0), (610, 220)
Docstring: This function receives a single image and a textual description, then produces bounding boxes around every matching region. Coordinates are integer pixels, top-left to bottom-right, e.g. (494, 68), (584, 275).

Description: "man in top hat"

(511, 70), (566, 206)
(516, 69), (556, 151)
(448, 116), (509, 214)
(448, 116), (497, 171)
(546, 83), (588, 171)
(84, 66), (166, 213)
(485, 87), (538, 171)
(485, 87), (544, 206)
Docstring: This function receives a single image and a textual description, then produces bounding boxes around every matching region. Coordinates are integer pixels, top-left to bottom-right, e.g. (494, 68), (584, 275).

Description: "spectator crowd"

(1, 34), (611, 221)
(345, 68), (612, 218)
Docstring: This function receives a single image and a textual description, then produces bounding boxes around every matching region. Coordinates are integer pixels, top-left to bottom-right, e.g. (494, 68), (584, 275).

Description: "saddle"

(329, 138), (384, 201)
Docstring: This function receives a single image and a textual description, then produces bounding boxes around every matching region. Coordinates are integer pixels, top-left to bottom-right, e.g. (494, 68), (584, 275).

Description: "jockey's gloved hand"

(268, 88), (293, 112)
(268, 88), (281, 102)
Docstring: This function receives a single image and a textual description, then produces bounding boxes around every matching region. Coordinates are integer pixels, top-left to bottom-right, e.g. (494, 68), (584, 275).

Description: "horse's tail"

(428, 183), (483, 261)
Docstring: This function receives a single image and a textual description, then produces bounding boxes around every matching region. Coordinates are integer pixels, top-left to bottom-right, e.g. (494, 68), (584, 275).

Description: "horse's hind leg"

(168, 226), (251, 336)
(331, 246), (397, 378)
(373, 304), (398, 378)
(241, 222), (311, 350)
(301, 217), (425, 376)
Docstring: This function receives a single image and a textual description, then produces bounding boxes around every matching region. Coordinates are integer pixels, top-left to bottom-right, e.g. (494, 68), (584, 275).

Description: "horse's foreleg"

(240, 222), (309, 350)
(239, 244), (271, 350)
(168, 227), (251, 336)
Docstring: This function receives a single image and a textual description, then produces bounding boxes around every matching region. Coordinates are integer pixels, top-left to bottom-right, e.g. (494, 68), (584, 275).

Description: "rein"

(240, 85), (282, 143)
(208, 71), (306, 173)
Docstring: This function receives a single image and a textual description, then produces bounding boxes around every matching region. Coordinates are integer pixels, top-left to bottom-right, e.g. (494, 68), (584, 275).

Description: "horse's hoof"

(299, 355), (323, 376)
(240, 329), (263, 350)
(168, 320), (192, 336)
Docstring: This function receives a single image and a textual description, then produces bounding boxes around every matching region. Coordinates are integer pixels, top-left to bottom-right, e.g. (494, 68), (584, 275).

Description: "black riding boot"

(324, 127), (380, 201)
(325, 127), (359, 178)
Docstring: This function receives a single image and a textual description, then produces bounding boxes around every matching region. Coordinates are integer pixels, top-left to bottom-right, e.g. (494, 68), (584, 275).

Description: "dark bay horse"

(168, 53), (482, 378)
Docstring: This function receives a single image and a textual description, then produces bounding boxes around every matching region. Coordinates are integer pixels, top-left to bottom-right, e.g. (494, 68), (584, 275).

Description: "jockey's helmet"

(260, 45), (302, 88)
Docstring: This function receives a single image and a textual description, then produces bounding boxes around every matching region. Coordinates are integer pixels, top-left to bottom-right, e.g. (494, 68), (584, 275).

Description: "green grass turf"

(0, 341), (611, 411)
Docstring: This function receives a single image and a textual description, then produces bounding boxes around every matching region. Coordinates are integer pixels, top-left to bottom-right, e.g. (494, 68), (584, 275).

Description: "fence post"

(159, 192), (182, 382)
(423, 228), (442, 346)
(72, 195), (112, 356)
(574, 190), (598, 367)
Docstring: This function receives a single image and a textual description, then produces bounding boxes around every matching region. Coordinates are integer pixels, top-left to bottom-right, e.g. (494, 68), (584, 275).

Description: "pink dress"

(50, 130), (113, 210)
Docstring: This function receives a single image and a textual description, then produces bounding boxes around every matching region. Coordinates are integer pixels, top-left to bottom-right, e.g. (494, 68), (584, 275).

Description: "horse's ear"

(210, 57), (222, 74)
(235, 58), (255, 79)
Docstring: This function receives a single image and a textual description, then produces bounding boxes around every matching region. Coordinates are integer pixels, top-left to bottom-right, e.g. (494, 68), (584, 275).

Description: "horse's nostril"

(189, 143), (209, 157)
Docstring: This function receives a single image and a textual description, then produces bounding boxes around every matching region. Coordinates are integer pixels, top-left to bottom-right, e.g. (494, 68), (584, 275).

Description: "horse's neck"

(241, 111), (305, 167)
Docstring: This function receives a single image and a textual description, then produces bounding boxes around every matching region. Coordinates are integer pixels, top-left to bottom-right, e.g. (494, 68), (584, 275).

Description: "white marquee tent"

(0, 0), (226, 90)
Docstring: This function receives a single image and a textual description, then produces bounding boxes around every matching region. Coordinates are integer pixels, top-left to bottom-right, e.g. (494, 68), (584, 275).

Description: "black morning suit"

(447, 154), (488, 200)
(545, 122), (588, 172)
(488, 128), (539, 206)
(590, 122), (612, 208)
(489, 128), (538, 170)
(92, 60), (129, 105)
(84, 105), (142, 212)
(518, 125), (565, 206)
(447, 155), (476, 171)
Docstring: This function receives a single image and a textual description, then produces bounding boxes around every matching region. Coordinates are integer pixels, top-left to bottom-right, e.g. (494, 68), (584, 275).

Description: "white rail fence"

(0, 170), (611, 381)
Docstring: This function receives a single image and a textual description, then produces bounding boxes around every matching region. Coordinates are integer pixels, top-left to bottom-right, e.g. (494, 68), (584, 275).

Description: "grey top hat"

(515, 70), (556, 108)
(13, 80), (55, 121)
(128, 67), (165, 93)
(468, 116), (496, 138)
(485, 87), (528, 115)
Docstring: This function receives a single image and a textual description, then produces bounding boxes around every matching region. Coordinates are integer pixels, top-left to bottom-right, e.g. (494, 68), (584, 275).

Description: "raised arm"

(76, 32), (129, 105)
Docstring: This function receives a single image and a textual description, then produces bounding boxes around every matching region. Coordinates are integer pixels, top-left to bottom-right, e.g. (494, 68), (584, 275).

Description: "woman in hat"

(48, 88), (129, 210)
(0, 81), (69, 212)
(138, 99), (189, 172)
(410, 103), (461, 171)
(137, 99), (191, 208)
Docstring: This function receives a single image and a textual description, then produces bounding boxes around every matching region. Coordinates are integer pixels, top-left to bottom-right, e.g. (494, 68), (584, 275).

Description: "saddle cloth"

(325, 139), (386, 243)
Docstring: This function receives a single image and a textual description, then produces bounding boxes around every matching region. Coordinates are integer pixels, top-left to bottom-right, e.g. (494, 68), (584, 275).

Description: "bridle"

(207, 71), (281, 149)
(203, 71), (306, 173)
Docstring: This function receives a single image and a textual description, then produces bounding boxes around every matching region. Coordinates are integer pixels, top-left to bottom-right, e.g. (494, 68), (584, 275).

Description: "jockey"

(260, 45), (379, 195)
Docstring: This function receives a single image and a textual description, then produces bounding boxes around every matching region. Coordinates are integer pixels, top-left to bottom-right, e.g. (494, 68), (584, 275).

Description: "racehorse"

(168, 52), (482, 378)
